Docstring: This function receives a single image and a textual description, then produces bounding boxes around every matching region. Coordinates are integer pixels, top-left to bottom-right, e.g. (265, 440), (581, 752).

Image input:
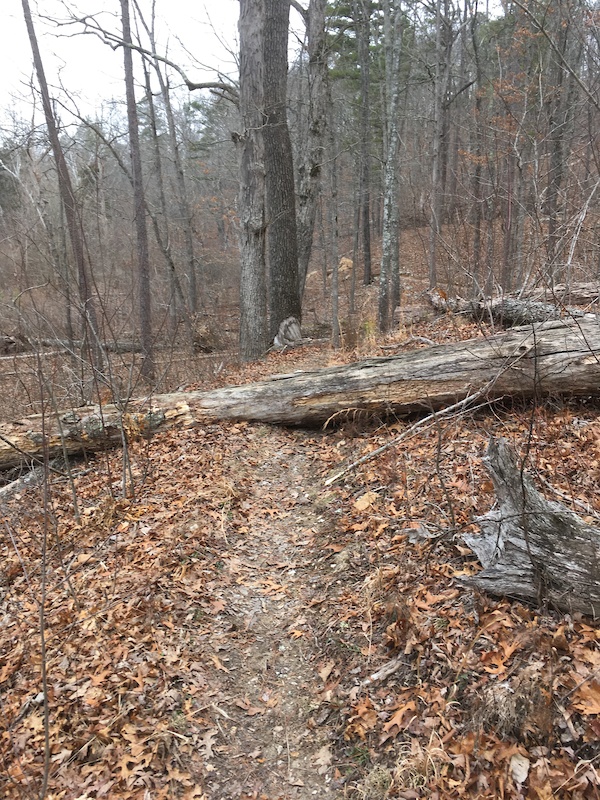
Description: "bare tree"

(295, 0), (328, 296)
(428, 0), (453, 289)
(263, 0), (302, 339)
(132, 0), (200, 316)
(378, 0), (404, 332)
(238, 0), (269, 360)
(21, 0), (103, 370)
(354, 0), (373, 286)
(120, 0), (154, 380)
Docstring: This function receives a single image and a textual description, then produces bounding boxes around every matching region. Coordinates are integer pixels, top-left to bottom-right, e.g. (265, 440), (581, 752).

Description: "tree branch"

(511, 0), (600, 113)
(290, 0), (308, 24)
(47, 11), (239, 102)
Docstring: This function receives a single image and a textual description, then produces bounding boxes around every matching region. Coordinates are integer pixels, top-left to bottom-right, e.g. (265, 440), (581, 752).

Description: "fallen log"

(39, 338), (142, 354)
(525, 281), (600, 307)
(426, 288), (588, 326)
(463, 438), (600, 618)
(0, 317), (600, 470)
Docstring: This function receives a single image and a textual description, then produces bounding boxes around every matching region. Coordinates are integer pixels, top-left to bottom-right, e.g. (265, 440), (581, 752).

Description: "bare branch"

(290, 0), (308, 24)
(44, 9), (239, 102)
(511, 0), (600, 113)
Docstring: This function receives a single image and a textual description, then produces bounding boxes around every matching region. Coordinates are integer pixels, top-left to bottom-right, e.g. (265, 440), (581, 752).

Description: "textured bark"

(264, 0), (302, 338)
(426, 290), (589, 327)
(121, 0), (154, 380)
(525, 282), (600, 307)
(296, 0), (328, 297)
(2, 317), (600, 470)
(463, 438), (600, 618)
(238, 0), (268, 360)
(378, 0), (403, 332)
(354, 0), (372, 287)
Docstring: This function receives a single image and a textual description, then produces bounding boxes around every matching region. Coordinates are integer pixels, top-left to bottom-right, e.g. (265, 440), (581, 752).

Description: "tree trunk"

(463, 438), (600, 618)
(524, 282), (600, 307)
(378, 0), (403, 332)
(2, 317), (600, 470)
(327, 85), (341, 347)
(141, 7), (199, 317)
(264, 0), (302, 339)
(238, 0), (269, 360)
(121, 0), (154, 381)
(354, 0), (373, 287)
(296, 0), (328, 297)
(21, 0), (103, 371)
(428, 0), (449, 289)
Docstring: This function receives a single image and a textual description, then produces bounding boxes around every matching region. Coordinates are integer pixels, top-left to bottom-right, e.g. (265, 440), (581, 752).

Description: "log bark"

(525, 281), (600, 307)
(1, 316), (600, 471)
(463, 438), (600, 618)
(426, 289), (588, 327)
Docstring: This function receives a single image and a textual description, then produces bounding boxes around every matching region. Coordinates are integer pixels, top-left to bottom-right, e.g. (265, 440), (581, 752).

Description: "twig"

(560, 665), (600, 703)
(361, 654), (406, 687)
(324, 386), (499, 486)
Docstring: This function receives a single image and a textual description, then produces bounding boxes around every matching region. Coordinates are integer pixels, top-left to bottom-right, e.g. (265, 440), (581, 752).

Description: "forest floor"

(1, 279), (600, 799)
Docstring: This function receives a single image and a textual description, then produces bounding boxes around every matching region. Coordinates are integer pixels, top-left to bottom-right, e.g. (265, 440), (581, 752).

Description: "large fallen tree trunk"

(426, 288), (590, 327)
(524, 281), (600, 307)
(1, 317), (600, 471)
(463, 438), (600, 618)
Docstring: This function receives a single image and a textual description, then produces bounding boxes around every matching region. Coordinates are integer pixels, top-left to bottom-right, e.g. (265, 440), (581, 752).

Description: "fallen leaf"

(199, 728), (218, 758)
(510, 753), (530, 784)
(234, 697), (263, 716)
(571, 679), (600, 715)
(318, 660), (335, 682)
(383, 701), (417, 732)
(354, 491), (378, 511)
(210, 654), (231, 673)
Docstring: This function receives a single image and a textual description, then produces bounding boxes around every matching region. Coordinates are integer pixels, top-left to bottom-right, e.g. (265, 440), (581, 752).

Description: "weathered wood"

(1, 317), (600, 470)
(426, 288), (589, 326)
(525, 281), (600, 307)
(39, 338), (142, 354)
(463, 438), (600, 618)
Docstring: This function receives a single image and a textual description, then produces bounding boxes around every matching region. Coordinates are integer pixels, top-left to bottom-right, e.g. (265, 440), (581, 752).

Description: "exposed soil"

(196, 426), (339, 799)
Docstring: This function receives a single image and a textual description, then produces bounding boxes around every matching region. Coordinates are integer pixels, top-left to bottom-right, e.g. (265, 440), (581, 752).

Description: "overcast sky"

(1, 0), (241, 124)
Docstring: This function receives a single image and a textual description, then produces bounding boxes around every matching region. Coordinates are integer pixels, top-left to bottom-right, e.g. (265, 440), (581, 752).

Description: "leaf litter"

(0, 337), (599, 799)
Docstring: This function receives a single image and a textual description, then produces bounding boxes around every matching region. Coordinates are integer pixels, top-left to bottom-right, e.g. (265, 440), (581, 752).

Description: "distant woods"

(2, 0), (600, 379)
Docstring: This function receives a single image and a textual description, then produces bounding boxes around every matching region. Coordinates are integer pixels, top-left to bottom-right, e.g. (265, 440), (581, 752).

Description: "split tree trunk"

(463, 438), (600, 618)
(1, 317), (600, 471)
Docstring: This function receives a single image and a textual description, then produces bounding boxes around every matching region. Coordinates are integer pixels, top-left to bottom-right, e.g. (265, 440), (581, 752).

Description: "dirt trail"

(202, 426), (340, 800)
